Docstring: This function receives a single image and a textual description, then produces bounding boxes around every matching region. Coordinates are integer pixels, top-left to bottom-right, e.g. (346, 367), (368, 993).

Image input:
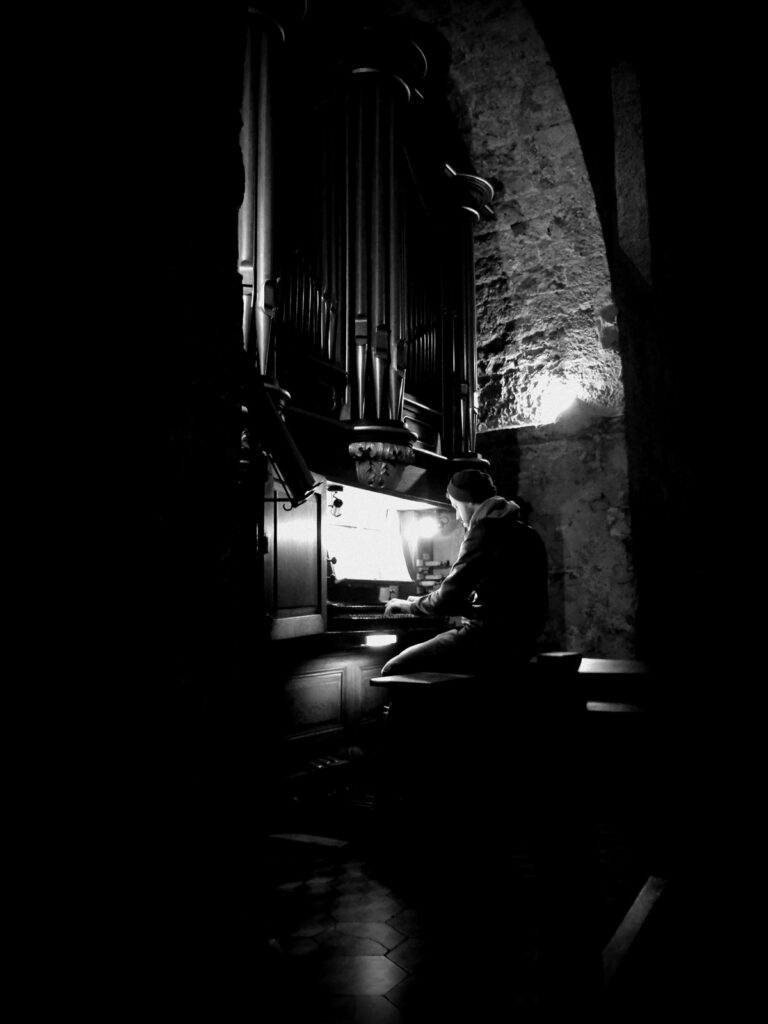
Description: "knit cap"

(446, 470), (496, 503)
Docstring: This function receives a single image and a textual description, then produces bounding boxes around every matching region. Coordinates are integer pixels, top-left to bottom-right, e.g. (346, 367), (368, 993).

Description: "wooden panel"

(272, 614), (325, 640)
(283, 670), (343, 735)
(266, 489), (321, 610)
(263, 478), (327, 638)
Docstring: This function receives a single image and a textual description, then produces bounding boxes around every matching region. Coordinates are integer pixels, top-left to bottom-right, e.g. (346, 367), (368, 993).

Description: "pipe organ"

(237, 2), (495, 758)
(239, 3), (494, 497)
(238, 0), (497, 666)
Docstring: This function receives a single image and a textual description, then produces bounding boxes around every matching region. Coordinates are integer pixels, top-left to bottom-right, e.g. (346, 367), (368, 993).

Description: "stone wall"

(389, 0), (622, 425)
(477, 412), (636, 658)
(388, 0), (636, 655)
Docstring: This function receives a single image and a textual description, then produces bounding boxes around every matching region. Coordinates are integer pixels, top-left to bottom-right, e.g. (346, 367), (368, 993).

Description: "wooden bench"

(369, 670), (478, 689)
(370, 656), (652, 708)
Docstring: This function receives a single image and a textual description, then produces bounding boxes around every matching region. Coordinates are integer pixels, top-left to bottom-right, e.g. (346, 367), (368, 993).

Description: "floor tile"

(385, 908), (429, 938)
(331, 895), (405, 922)
(316, 954), (408, 995)
(334, 921), (407, 950)
(315, 931), (388, 955)
(384, 936), (430, 973)
(290, 913), (336, 937)
(312, 995), (406, 1023)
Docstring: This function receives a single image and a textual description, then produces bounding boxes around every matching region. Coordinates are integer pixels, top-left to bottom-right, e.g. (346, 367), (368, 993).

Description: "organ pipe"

(239, 13), (493, 471)
(239, 12), (280, 377)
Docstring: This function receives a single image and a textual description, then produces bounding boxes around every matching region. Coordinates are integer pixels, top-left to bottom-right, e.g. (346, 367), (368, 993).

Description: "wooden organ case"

(238, 3), (494, 759)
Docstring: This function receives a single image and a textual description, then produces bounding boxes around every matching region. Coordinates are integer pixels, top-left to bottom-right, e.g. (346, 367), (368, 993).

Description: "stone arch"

(389, 0), (622, 429)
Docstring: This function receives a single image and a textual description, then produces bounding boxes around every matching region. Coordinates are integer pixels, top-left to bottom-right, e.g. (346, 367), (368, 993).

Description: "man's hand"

(384, 598), (413, 617)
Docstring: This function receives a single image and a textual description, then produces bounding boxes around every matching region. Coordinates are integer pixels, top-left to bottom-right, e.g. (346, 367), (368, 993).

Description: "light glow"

(365, 634), (397, 647)
(404, 514), (439, 546)
(416, 516), (439, 539)
(539, 380), (579, 423)
(326, 484), (445, 581)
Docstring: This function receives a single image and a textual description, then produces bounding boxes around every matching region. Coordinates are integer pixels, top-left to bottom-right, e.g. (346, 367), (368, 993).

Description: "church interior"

(89, 1), (742, 1019)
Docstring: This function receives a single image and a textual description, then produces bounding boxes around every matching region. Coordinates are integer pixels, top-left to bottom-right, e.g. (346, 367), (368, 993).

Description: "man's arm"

(409, 523), (487, 617)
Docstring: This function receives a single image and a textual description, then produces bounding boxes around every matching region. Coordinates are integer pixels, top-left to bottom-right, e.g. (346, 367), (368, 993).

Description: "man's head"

(446, 470), (496, 526)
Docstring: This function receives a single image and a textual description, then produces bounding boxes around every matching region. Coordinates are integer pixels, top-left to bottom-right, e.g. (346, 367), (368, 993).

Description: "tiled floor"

(261, 750), (655, 1023)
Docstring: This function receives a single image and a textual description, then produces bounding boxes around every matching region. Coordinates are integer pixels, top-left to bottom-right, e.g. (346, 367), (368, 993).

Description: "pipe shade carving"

(348, 440), (416, 489)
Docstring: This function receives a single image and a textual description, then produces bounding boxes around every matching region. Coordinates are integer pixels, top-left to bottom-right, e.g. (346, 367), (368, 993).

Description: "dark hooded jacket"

(409, 496), (548, 651)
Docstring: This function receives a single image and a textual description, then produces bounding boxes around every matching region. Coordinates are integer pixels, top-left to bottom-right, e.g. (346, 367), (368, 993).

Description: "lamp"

(365, 634), (397, 648)
(538, 378), (579, 424)
(328, 485), (344, 517)
(417, 515), (439, 539)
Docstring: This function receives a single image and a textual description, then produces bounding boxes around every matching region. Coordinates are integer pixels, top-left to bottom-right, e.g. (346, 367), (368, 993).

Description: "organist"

(380, 469), (549, 678)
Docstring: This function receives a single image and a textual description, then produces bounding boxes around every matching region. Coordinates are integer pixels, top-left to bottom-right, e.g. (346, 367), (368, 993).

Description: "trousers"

(380, 622), (534, 677)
